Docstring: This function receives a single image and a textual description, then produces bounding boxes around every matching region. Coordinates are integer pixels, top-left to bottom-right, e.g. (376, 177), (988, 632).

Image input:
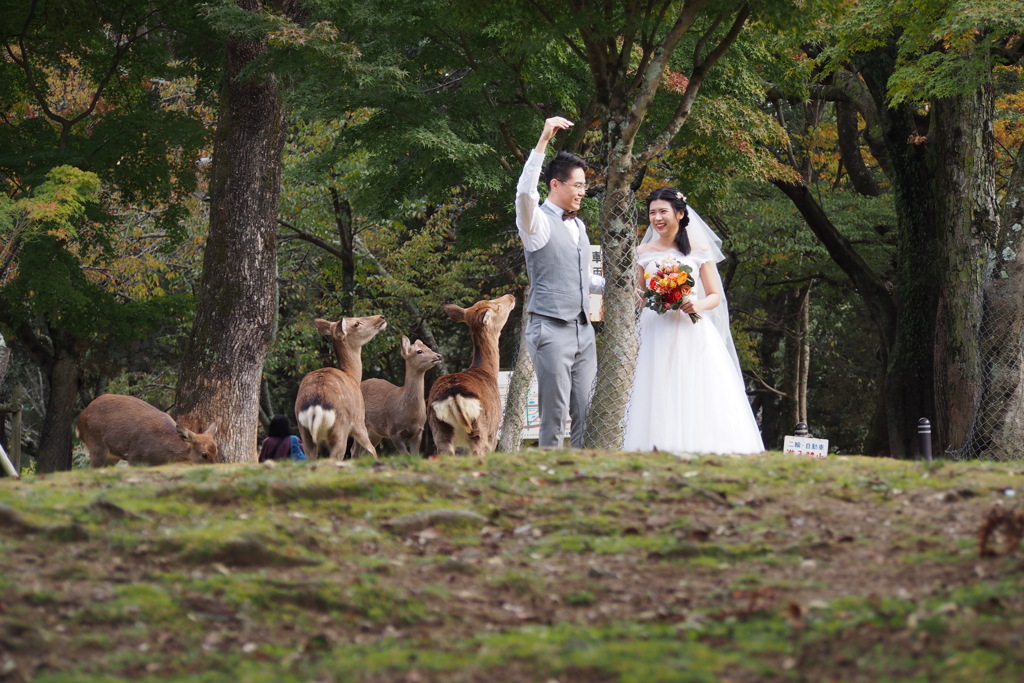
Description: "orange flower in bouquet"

(641, 257), (701, 322)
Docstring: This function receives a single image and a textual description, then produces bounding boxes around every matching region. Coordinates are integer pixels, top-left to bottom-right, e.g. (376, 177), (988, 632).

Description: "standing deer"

(295, 314), (386, 460)
(77, 394), (219, 467)
(355, 336), (443, 457)
(427, 294), (515, 455)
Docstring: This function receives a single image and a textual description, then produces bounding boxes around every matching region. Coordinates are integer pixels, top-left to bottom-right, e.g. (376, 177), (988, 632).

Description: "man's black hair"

(544, 150), (587, 187)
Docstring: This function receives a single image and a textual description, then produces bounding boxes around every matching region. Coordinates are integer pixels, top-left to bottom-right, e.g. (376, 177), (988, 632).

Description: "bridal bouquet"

(642, 257), (701, 322)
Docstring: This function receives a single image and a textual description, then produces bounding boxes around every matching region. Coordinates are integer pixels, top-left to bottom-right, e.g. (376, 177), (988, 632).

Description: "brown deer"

(354, 336), (443, 457)
(77, 394), (219, 467)
(295, 314), (386, 460)
(427, 294), (515, 456)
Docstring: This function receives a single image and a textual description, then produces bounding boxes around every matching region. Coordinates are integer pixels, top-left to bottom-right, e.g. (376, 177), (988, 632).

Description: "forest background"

(1, 0), (1023, 472)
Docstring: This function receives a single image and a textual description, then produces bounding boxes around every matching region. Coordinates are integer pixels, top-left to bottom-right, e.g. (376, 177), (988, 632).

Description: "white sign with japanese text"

(783, 435), (828, 458)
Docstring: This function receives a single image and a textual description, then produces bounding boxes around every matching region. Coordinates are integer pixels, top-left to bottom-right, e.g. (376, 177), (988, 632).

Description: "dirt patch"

(1, 452), (1023, 681)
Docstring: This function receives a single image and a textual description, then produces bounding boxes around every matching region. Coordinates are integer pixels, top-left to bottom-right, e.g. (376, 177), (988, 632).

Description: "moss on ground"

(1, 452), (1023, 681)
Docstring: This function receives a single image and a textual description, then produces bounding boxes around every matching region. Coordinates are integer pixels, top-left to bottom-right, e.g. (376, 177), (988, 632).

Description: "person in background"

(259, 414), (306, 462)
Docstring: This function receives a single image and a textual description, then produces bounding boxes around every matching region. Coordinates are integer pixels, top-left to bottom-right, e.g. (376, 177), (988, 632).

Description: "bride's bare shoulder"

(636, 243), (658, 255)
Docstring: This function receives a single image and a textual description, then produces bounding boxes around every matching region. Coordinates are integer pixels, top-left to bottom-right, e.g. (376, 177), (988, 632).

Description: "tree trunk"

(929, 88), (996, 457)
(754, 291), (789, 449)
(883, 139), (938, 459)
(330, 190), (357, 313)
(855, 50), (939, 458)
(584, 184), (640, 449)
(174, 1), (289, 462)
(797, 283), (811, 428)
(497, 301), (534, 453)
(835, 100), (880, 196)
(36, 331), (86, 473)
(965, 140), (1024, 458)
(782, 284), (811, 432)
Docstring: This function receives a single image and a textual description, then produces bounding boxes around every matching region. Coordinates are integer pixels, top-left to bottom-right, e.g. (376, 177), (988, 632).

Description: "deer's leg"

(85, 441), (110, 468)
(327, 429), (350, 460)
(395, 428), (422, 455)
(350, 424), (378, 460)
(430, 420), (456, 456)
(298, 428), (317, 461)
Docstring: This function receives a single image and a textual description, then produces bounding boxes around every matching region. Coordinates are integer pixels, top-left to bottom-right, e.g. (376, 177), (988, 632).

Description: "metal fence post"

(918, 418), (932, 462)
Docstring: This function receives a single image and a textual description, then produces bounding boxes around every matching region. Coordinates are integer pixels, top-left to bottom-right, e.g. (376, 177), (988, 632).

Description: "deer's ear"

(481, 310), (493, 326)
(443, 304), (466, 322)
(401, 336), (411, 353)
(314, 319), (334, 336)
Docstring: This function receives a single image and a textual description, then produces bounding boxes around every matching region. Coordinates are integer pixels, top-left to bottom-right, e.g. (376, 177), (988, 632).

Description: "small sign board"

(783, 435), (828, 458)
(497, 371), (571, 442)
(589, 245), (604, 322)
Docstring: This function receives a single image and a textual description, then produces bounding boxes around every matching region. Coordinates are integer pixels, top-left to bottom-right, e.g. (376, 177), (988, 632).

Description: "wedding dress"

(623, 243), (764, 456)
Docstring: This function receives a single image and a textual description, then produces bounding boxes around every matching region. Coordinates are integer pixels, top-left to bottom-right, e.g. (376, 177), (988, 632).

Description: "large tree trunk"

(174, 1), (291, 462)
(31, 329), (86, 473)
(966, 141), (1024, 457)
(882, 139), (938, 458)
(856, 50), (939, 458)
(929, 87), (997, 456)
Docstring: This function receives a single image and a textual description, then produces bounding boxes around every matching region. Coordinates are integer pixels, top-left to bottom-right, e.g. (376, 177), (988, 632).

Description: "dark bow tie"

(562, 210), (577, 221)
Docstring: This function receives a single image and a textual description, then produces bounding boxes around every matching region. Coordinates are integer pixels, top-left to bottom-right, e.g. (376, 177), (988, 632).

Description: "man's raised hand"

(536, 116), (574, 151)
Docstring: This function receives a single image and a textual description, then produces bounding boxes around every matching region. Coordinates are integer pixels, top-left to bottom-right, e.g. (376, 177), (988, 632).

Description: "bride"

(623, 187), (764, 456)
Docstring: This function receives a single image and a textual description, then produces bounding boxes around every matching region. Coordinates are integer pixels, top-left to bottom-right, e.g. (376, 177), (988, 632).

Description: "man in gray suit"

(515, 117), (603, 448)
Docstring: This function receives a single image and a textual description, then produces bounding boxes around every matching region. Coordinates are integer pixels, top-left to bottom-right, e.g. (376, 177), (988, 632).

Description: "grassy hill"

(1, 450), (1023, 682)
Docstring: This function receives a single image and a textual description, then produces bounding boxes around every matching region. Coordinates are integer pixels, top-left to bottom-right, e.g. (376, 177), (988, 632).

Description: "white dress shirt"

(515, 150), (605, 293)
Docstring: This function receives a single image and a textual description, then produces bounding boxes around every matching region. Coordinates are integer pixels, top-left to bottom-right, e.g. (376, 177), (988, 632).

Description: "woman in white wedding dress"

(623, 187), (764, 456)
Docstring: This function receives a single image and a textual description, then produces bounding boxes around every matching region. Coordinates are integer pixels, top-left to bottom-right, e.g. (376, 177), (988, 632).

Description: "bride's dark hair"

(646, 187), (691, 255)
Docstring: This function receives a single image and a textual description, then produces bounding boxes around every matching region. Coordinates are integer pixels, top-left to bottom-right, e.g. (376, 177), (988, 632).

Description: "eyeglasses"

(558, 180), (588, 192)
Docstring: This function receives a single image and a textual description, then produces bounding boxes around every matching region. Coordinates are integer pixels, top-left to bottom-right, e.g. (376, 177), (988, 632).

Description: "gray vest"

(524, 203), (590, 322)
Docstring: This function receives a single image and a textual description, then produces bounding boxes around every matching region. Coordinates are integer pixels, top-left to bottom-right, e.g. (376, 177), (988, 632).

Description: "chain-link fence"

(950, 257), (1024, 461)
(583, 188), (641, 450)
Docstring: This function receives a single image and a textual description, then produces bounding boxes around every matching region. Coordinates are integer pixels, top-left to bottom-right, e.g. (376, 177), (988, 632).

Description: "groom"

(515, 116), (602, 449)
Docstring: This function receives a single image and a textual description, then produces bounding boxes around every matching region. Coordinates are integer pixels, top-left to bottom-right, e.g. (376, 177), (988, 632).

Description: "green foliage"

(822, 0), (1024, 104)
(16, 165), (100, 238)
(0, 165), (100, 241)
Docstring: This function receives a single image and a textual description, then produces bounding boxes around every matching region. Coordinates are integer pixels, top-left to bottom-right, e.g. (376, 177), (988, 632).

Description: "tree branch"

(772, 180), (897, 347)
(634, 3), (749, 168)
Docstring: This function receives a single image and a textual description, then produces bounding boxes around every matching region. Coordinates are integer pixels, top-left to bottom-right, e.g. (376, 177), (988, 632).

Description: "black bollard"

(918, 418), (932, 462)
(795, 422), (808, 437)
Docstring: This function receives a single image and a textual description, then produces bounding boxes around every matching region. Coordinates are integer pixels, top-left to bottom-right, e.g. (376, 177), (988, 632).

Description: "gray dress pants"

(525, 312), (597, 448)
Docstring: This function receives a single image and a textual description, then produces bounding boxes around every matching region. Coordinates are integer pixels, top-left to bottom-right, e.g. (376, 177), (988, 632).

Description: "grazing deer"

(427, 294), (515, 456)
(295, 314), (386, 460)
(77, 394), (219, 467)
(354, 336), (443, 457)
